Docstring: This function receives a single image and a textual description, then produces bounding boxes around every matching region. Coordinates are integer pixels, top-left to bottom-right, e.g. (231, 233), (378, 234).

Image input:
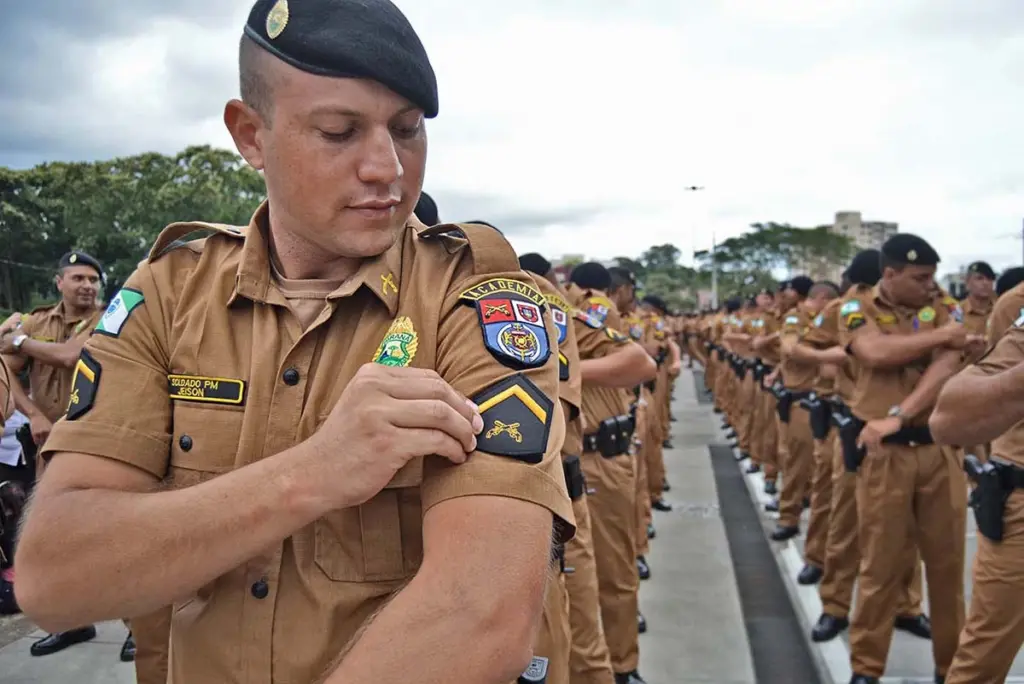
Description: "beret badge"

(266, 0), (289, 40)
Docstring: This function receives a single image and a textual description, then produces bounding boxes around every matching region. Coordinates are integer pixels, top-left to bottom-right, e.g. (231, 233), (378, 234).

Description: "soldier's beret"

(244, 0), (439, 118)
(518, 253), (552, 276)
(413, 191), (439, 226)
(996, 267), (1024, 296)
(466, 220), (499, 231)
(569, 262), (611, 291)
(778, 280), (791, 291)
(642, 294), (668, 313)
(59, 251), (103, 277)
(789, 276), (814, 297)
(844, 248), (882, 287)
(724, 296), (742, 313)
(967, 261), (996, 279)
(881, 234), (939, 267)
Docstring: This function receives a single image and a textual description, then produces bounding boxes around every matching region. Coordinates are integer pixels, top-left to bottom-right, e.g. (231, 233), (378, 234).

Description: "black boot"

(764, 480), (777, 495)
(770, 524), (799, 541)
(797, 564), (823, 585)
(811, 613), (849, 642)
(637, 612), (647, 634)
(637, 556), (651, 580)
(120, 632), (136, 662)
(651, 498), (673, 512)
(646, 523), (656, 540)
(894, 613), (932, 639)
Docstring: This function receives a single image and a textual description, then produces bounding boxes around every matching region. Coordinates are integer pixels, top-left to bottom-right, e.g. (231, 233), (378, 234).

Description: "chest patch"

(168, 375), (246, 405)
(373, 316), (419, 367)
(461, 278), (550, 370)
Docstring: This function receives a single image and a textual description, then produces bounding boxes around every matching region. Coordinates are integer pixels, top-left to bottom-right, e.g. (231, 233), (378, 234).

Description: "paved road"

(0, 373), (762, 683)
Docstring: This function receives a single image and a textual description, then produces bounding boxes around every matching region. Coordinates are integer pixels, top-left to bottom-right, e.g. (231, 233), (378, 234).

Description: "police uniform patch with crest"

(373, 316), (418, 367)
(543, 294), (571, 381)
(66, 350), (101, 421)
(573, 309), (603, 329)
(472, 374), (554, 464)
(942, 295), (964, 323)
(460, 278), (550, 370)
(585, 295), (613, 325)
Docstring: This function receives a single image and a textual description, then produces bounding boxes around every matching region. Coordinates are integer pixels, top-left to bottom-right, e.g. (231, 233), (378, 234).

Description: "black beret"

(59, 251), (102, 277)
(724, 296), (742, 313)
(641, 294), (667, 314)
(967, 261), (996, 279)
(466, 219), (498, 231)
(413, 191), (438, 226)
(244, 0), (439, 118)
(880, 233), (940, 267)
(518, 253), (552, 277)
(996, 267), (1024, 296)
(845, 249), (882, 286)
(569, 262), (611, 291)
(778, 280), (791, 291)
(789, 276), (814, 297)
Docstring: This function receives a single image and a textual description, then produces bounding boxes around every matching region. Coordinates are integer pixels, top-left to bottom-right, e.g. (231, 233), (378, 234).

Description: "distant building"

(939, 270), (967, 299)
(797, 211), (899, 282)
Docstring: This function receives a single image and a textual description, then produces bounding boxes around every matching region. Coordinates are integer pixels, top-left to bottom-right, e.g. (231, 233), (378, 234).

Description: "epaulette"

(28, 302), (58, 316)
(148, 221), (246, 262)
(419, 222), (520, 276)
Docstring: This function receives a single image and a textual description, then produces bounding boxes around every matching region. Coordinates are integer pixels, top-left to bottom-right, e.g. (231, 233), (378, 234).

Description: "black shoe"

(764, 480), (778, 495)
(670, 415), (677, 422)
(30, 626), (98, 657)
(120, 632), (136, 662)
(745, 462), (761, 473)
(797, 564), (823, 585)
(935, 674), (945, 684)
(849, 675), (880, 684)
(713, 407), (723, 414)
(803, 497), (811, 509)
(764, 499), (779, 512)
(637, 612), (647, 634)
(652, 498), (673, 512)
(637, 556), (651, 580)
(770, 525), (799, 542)
(615, 671), (648, 684)
(894, 614), (932, 639)
(661, 479), (671, 492)
(662, 440), (673, 449)
(811, 613), (849, 642)
(646, 523), (656, 540)
(736, 451), (751, 462)
(725, 430), (737, 440)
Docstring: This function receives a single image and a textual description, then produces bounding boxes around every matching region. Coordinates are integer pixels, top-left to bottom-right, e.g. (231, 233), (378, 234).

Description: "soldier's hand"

(308, 364), (483, 506)
(29, 414), (52, 446)
(941, 322), (969, 349)
(0, 313), (21, 337)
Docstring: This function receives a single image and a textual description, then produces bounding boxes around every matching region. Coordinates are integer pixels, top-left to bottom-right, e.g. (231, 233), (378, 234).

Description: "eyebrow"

(308, 104), (420, 119)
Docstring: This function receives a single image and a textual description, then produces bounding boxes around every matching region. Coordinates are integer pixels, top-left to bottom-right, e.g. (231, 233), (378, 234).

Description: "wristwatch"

(12, 334), (27, 351)
(886, 405), (904, 423)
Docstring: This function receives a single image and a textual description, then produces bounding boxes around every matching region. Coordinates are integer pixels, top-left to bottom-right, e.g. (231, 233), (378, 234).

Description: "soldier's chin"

(333, 225), (401, 258)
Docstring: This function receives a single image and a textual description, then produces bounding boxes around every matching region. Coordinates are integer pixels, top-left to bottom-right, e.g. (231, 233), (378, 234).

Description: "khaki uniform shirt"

(970, 323), (1024, 468)
(42, 207), (574, 684)
(758, 308), (783, 366)
(802, 299), (843, 397)
(0, 355), (12, 428)
(13, 302), (102, 424)
(986, 283), (1024, 347)
(962, 296), (994, 336)
(533, 277), (583, 456)
(779, 307), (818, 392)
(838, 284), (954, 425)
(573, 293), (631, 434)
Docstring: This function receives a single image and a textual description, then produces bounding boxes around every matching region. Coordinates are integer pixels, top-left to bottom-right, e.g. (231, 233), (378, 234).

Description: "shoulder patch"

(573, 309), (603, 329)
(472, 374), (554, 464)
(846, 312), (866, 331)
(94, 288), (144, 338)
(605, 327), (629, 343)
(917, 306), (936, 323)
(543, 293), (570, 346)
(519, 656), (549, 683)
(784, 315), (800, 326)
(66, 350), (101, 421)
(813, 313), (824, 327)
(942, 296), (964, 323)
(584, 296), (612, 325)
(558, 351), (570, 381)
(148, 220), (244, 262)
(168, 375), (246, 405)
(629, 323), (644, 340)
(460, 278), (549, 369)
(840, 300), (861, 316)
(1014, 307), (1024, 328)
(372, 316), (419, 367)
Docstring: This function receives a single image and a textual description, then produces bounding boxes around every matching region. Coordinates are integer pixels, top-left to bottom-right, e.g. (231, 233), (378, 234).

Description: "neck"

(968, 294), (989, 308)
(62, 299), (94, 320)
(267, 213), (362, 282)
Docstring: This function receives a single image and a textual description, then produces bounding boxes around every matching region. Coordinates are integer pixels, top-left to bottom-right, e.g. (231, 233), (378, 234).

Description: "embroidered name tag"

(168, 375), (246, 405)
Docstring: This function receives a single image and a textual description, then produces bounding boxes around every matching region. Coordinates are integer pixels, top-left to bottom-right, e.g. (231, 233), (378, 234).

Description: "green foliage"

(0, 146), (265, 310)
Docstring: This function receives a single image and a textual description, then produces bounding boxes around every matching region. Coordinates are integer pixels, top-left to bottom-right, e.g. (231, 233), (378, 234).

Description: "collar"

(965, 296), (993, 316)
(47, 300), (95, 325)
(229, 201), (404, 316)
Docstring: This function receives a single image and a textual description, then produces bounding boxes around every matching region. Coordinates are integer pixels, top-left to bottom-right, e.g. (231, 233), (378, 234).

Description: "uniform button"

(251, 579), (269, 599)
(179, 435), (193, 452)
(282, 368), (300, 386)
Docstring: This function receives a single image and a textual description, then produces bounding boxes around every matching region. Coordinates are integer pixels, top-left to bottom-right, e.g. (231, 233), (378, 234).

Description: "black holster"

(775, 390), (793, 424)
(562, 455), (586, 501)
(836, 414), (866, 473)
(964, 454), (1020, 542)
(799, 394), (832, 441)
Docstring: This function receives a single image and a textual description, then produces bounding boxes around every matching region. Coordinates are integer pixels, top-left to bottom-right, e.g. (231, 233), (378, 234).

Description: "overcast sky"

(3, 1), (1024, 276)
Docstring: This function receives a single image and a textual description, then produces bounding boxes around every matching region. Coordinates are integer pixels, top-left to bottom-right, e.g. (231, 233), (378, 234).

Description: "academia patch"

(543, 293), (571, 345)
(95, 288), (144, 338)
(168, 375), (246, 405)
(460, 278), (550, 370)
(66, 350), (101, 421)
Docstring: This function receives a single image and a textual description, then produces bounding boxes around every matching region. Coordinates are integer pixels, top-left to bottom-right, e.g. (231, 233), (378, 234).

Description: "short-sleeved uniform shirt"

(532, 277), (583, 457)
(13, 302), (102, 424)
(758, 308), (784, 366)
(960, 296), (994, 364)
(971, 324), (1024, 468)
(0, 355), (12, 428)
(779, 307), (818, 392)
(838, 285), (953, 424)
(42, 206), (575, 684)
(986, 283), (1024, 347)
(801, 300), (841, 396)
(572, 292), (632, 437)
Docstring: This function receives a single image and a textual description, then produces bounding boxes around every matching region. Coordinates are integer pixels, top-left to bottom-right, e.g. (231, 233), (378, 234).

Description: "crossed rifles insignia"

(485, 420), (523, 443)
(485, 302), (511, 318)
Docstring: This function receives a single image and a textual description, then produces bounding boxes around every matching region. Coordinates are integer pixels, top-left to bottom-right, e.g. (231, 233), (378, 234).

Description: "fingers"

(387, 400), (479, 453)
(375, 370), (482, 433)
(395, 428), (471, 465)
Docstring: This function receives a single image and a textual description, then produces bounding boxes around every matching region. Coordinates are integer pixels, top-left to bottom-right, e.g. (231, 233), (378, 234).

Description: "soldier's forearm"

(931, 362), (1024, 446)
(9, 380), (44, 420)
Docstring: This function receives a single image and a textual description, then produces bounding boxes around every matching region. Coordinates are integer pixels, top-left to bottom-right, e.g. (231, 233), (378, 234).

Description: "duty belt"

(583, 414), (634, 458)
(562, 455), (586, 501)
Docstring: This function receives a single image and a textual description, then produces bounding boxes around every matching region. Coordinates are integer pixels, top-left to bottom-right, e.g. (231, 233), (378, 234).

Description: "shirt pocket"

(166, 404), (244, 487)
(313, 413), (425, 582)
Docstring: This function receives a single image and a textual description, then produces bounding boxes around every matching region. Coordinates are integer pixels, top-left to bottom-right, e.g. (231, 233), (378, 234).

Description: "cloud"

(2, 0), (1023, 277)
